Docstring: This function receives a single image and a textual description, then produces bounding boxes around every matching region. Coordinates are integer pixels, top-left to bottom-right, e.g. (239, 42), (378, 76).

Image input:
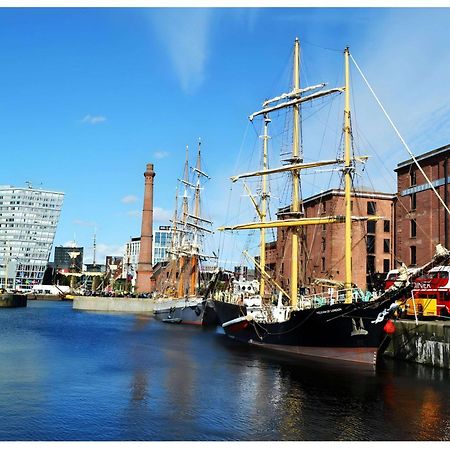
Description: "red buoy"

(383, 319), (396, 335)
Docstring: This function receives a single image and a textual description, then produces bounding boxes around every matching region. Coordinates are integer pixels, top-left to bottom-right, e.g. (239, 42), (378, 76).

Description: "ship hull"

(153, 298), (218, 326)
(212, 295), (399, 366)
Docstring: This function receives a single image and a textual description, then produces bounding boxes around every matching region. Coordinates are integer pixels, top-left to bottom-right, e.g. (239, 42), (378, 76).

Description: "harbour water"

(0, 301), (449, 441)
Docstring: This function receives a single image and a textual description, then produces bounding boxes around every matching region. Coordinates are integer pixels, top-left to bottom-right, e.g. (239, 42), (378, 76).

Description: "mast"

(182, 145), (190, 225)
(260, 115), (270, 298)
(190, 139), (202, 296)
(344, 47), (353, 303)
(93, 228), (97, 266)
(170, 184), (179, 260)
(177, 145), (190, 298)
(193, 140), (201, 227)
(233, 39), (345, 306)
(290, 37), (301, 308)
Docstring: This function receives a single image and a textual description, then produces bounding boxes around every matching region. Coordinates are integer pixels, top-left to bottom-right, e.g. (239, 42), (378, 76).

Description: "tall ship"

(212, 39), (450, 366)
(153, 140), (218, 326)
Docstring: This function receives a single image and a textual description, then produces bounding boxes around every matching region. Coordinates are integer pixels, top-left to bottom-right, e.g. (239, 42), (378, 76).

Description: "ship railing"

(299, 288), (376, 309)
(247, 303), (294, 323)
(213, 290), (259, 304)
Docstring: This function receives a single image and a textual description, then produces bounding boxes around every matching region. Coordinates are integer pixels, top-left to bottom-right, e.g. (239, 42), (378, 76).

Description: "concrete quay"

(385, 319), (450, 369)
(0, 293), (27, 308)
(73, 296), (155, 314)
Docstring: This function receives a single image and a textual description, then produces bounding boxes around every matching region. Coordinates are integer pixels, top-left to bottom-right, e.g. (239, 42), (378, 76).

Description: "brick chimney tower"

(135, 163), (156, 293)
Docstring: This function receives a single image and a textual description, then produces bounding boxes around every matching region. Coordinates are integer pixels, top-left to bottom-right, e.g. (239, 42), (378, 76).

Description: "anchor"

(351, 318), (368, 336)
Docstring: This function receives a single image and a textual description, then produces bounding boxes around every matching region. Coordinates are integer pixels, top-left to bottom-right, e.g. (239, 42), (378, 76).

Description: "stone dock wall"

(0, 293), (27, 308)
(385, 319), (450, 369)
(72, 296), (155, 314)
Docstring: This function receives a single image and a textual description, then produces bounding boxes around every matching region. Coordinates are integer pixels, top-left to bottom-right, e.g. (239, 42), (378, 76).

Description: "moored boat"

(153, 140), (218, 326)
(211, 39), (450, 366)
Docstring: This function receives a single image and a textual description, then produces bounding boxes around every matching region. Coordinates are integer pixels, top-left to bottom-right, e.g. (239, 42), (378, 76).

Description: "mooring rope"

(350, 53), (450, 217)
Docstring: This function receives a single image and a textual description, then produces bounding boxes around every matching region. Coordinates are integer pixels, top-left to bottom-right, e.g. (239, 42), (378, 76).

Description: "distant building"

(0, 185), (64, 290)
(395, 144), (450, 267)
(106, 255), (123, 282)
(84, 263), (105, 273)
(122, 226), (173, 291)
(54, 245), (83, 273)
(234, 265), (248, 280)
(153, 225), (173, 265)
(122, 237), (141, 290)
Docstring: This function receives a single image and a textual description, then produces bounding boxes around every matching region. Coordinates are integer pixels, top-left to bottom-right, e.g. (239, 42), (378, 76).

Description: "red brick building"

(394, 144), (450, 267)
(266, 189), (395, 292)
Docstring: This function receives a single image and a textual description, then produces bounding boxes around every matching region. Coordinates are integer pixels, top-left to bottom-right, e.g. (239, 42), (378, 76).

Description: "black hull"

(154, 298), (218, 327)
(212, 295), (399, 365)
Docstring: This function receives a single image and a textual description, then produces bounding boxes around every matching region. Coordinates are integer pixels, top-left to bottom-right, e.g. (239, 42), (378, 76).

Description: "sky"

(1, 5), (450, 267)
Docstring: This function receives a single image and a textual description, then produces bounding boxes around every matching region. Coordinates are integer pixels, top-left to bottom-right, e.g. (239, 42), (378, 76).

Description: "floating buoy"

(383, 319), (396, 334)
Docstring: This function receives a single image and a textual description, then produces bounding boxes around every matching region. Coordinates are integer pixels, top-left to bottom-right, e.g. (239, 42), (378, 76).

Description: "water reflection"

(0, 303), (449, 441)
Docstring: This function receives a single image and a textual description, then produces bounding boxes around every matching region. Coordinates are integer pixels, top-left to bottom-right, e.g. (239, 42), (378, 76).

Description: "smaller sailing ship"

(153, 140), (218, 326)
(212, 39), (450, 366)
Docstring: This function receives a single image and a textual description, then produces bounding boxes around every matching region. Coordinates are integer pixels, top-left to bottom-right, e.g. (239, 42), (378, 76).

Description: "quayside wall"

(385, 319), (450, 369)
(0, 293), (27, 308)
(73, 296), (154, 314)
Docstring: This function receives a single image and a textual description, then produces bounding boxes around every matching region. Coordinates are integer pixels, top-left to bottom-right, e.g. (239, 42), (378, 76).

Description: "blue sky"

(1, 7), (450, 266)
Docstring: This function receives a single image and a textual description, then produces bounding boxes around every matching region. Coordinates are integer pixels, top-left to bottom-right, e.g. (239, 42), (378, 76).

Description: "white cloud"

(154, 151), (170, 160)
(126, 210), (140, 218)
(352, 9), (450, 157)
(121, 195), (138, 204)
(81, 114), (107, 125)
(73, 219), (96, 227)
(151, 9), (214, 94)
(154, 207), (172, 223)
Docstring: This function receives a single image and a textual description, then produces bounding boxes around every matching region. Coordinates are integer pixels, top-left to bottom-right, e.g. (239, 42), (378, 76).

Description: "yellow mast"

(260, 115), (270, 298)
(219, 214), (380, 231)
(343, 48), (353, 303)
(290, 37), (300, 308)
(227, 40), (351, 305)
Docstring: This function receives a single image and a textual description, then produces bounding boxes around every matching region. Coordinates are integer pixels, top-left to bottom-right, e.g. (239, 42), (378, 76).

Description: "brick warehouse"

(395, 144), (450, 267)
(265, 189), (395, 293)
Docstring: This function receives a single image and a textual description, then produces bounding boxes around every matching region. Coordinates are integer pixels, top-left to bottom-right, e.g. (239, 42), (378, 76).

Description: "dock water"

(72, 296), (450, 369)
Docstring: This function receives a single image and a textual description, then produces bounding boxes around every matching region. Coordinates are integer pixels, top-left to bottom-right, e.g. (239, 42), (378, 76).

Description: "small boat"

(153, 140), (218, 326)
(211, 39), (450, 366)
(154, 297), (217, 326)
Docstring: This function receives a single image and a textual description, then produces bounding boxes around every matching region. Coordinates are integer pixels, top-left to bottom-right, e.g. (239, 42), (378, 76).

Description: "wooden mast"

(260, 115), (270, 298)
(177, 145), (190, 298)
(190, 139), (202, 296)
(344, 47), (353, 303)
(290, 37), (301, 308)
(171, 184), (179, 259)
(230, 39), (353, 306)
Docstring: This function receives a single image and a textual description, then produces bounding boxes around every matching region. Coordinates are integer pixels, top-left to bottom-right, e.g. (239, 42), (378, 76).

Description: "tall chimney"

(135, 163), (155, 293)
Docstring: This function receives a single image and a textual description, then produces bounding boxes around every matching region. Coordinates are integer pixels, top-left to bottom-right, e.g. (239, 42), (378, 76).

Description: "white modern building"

(0, 185), (64, 290)
(122, 226), (173, 290)
(153, 225), (172, 265)
(122, 237), (140, 289)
